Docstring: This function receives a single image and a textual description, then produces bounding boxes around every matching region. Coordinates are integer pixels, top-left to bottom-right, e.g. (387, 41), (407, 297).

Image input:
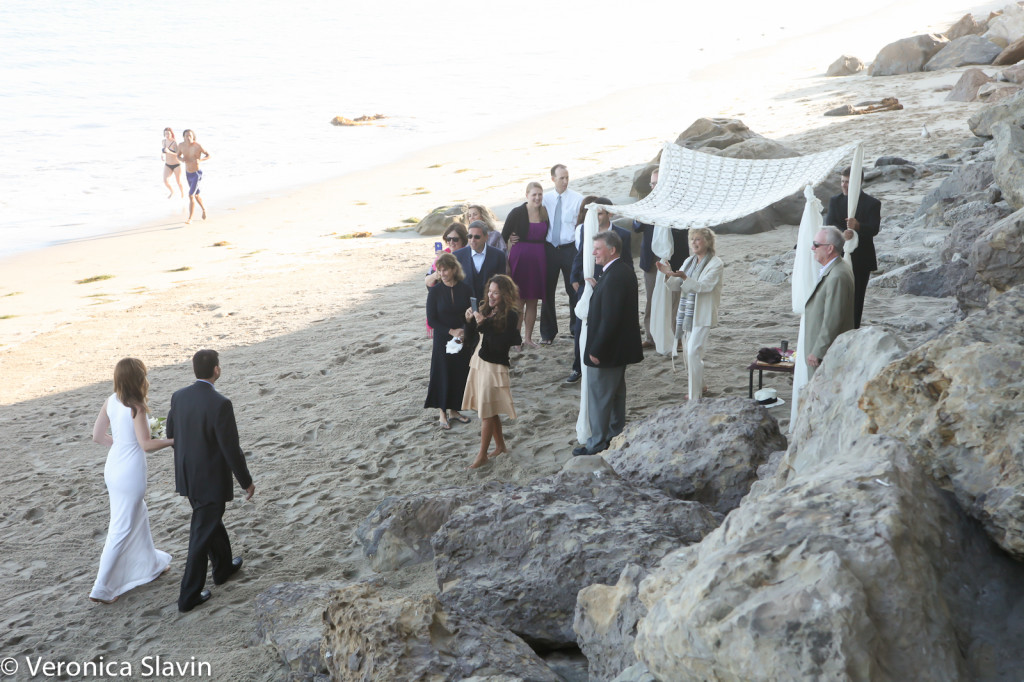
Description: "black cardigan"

(501, 203), (548, 244)
(466, 311), (521, 366)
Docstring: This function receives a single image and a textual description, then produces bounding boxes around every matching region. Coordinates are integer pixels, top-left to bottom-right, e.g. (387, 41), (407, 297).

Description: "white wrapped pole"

(843, 143), (864, 261)
(574, 205), (600, 444)
(649, 223), (676, 356)
(789, 184), (823, 430)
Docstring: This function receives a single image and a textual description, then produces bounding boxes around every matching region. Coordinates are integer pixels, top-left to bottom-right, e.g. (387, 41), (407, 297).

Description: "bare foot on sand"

(88, 595), (119, 604)
(468, 453), (488, 469)
(202, 210), (207, 220)
(488, 446), (506, 459)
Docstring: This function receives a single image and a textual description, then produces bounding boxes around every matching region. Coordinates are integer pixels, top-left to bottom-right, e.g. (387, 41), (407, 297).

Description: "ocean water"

(0, 0), (987, 259)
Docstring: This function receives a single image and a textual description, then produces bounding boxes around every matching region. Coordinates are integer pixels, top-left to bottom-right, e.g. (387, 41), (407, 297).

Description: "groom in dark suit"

(166, 349), (254, 613)
(573, 230), (644, 456)
(454, 221), (507, 300)
(824, 166), (881, 329)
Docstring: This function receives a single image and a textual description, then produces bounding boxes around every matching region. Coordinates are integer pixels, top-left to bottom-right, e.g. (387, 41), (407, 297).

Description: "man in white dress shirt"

(540, 164), (584, 344)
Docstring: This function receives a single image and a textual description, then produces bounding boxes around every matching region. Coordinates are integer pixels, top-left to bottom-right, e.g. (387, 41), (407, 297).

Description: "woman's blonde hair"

(690, 227), (716, 256)
(525, 182), (550, 224)
(464, 204), (497, 231)
(113, 357), (149, 418)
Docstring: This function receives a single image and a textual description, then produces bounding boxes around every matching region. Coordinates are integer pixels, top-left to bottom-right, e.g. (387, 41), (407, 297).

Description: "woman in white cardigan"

(656, 227), (724, 400)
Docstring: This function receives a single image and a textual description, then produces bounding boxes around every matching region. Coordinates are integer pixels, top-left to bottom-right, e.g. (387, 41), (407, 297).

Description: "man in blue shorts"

(178, 129), (211, 224)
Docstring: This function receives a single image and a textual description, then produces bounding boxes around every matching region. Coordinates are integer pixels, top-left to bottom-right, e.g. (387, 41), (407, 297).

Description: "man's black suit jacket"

(453, 245), (507, 300)
(825, 191), (881, 274)
(584, 258), (644, 368)
(167, 381), (252, 504)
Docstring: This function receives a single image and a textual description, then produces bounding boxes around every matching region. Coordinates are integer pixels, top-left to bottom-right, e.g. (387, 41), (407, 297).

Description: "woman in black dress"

(462, 274), (522, 468)
(425, 253), (473, 430)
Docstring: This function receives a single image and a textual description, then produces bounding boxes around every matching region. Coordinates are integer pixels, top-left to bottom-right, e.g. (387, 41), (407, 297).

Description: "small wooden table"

(747, 360), (795, 398)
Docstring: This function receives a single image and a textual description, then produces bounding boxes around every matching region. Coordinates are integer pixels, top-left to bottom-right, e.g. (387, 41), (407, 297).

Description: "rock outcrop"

(968, 88), (1024, 137)
(574, 564), (648, 682)
(432, 468), (720, 648)
(673, 118), (759, 151)
(971, 207), (1024, 299)
(869, 34), (949, 76)
(825, 55), (865, 77)
(925, 35), (1002, 70)
(947, 68), (996, 101)
(984, 3), (1024, 47)
(945, 12), (986, 41)
(603, 397), (787, 515)
(321, 584), (559, 681)
(914, 161), (994, 218)
(415, 204), (470, 236)
(254, 581), (347, 680)
(993, 34), (1024, 65)
(991, 122), (1024, 210)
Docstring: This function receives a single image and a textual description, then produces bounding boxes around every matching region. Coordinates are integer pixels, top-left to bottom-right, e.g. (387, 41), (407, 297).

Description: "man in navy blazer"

(574, 230), (643, 456)
(167, 349), (254, 612)
(454, 221), (508, 301)
(824, 166), (881, 328)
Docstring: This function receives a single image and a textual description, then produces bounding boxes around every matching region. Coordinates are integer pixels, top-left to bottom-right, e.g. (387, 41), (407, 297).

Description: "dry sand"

(0, 4), (999, 679)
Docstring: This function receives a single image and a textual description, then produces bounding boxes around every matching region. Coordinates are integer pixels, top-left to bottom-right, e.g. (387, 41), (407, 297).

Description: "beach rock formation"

(994, 35), (1024, 65)
(991, 122), (1024, 209)
(869, 34), (949, 76)
(629, 328), (1024, 681)
(574, 564), (647, 682)
(984, 3), (1024, 47)
(415, 203), (469, 236)
(825, 55), (864, 77)
(1002, 63), (1024, 83)
(968, 85), (1024, 137)
(673, 117), (759, 151)
(971, 207), (1024, 298)
(862, 284), (1024, 560)
(945, 12), (986, 41)
(330, 114), (387, 126)
(432, 468), (720, 648)
(925, 35), (1002, 70)
(948, 68), (996, 101)
(603, 397), (787, 515)
(356, 483), (499, 572)
(979, 81), (1023, 102)
(914, 161), (994, 218)
(321, 584), (559, 681)
(253, 581), (348, 680)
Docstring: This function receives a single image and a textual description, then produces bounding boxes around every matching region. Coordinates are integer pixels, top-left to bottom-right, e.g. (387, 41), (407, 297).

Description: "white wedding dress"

(89, 394), (171, 602)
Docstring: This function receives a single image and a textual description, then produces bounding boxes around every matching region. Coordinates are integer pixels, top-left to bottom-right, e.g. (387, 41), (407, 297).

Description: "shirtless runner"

(177, 129), (210, 224)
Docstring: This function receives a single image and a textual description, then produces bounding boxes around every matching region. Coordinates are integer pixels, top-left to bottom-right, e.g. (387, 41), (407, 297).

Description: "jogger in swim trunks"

(177, 129), (211, 224)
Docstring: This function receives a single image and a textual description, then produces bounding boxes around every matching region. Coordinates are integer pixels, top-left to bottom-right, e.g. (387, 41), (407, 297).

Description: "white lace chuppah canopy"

(573, 140), (863, 443)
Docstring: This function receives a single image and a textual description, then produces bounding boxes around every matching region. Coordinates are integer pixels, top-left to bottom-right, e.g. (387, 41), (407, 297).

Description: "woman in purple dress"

(500, 181), (549, 349)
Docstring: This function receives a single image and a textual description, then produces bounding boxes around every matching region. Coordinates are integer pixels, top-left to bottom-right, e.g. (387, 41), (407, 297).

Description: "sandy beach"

(0, 2), (1005, 679)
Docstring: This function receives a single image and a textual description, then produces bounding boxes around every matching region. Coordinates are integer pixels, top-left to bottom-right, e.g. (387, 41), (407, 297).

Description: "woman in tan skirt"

(462, 274), (522, 469)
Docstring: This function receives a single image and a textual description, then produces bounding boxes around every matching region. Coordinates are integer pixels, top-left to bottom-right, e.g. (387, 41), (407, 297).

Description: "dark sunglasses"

(445, 236), (462, 243)
(811, 241), (824, 249)
(468, 234), (484, 240)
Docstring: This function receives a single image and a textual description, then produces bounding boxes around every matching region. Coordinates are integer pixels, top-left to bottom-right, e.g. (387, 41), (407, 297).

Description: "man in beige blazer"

(805, 226), (855, 379)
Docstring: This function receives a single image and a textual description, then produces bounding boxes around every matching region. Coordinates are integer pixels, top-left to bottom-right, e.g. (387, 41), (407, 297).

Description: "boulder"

(321, 584), (559, 681)
(992, 122), (1024, 209)
(713, 137), (798, 160)
(824, 104), (857, 117)
(948, 68), (996, 102)
(825, 55), (865, 77)
(945, 13), (986, 41)
(874, 155), (913, 166)
(574, 564), (648, 682)
(415, 204), (469, 236)
(971, 206), (1024, 295)
(431, 468), (721, 648)
(925, 35), (1002, 71)
(673, 117), (760, 151)
(1001, 62), (1024, 83)
(984, 3), (1024, 47)
(968, 83), (1024, 137)
(898, 264), (963, 297)
(632, 327), (1024, 680)
(356, 484), (499, 572)
(994, 34), (1024, 65)
(603, 397), (788, 515)
(977, 81), (1024, 102)
(254, 582), (347, 680)
(868, 34), (949, 76)
(914, 161), (995, 218)
(862, 283), (1024, 559)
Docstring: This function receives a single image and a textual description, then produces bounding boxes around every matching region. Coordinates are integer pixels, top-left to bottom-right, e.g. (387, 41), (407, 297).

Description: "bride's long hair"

(113, 358), (149, 418)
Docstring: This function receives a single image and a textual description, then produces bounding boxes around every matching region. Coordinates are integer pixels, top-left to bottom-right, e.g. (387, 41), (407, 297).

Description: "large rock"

(994, 34), (1024, 65)
(673, 117), (760, 151)
(914, 161), (995, 217)
(254, 581), (347, 680)
(862, 284), (1024, 559)
(945, 13), (986, 41)
(869, 34), (949, 76)
(415, 203), (469, 236)
(603, 397), (787, 515)
(968, 88), (1024, 136)
(574, 564), (648, 682)
(632, 327), (1024, 680)
(432, 468), (721, 648)
(971, 206), (1024, 296)
(991, 122), (1024, 209)
(356, 484), (497, 572)
(947, 68), (996, 102)
(978, 81), (1024, 102)
(321, 584), (559, 681)
(825, 55), (865, 77)
(1001, 63), (1024, 83)
(984, 3), (1024, 47)
(925, 35), (1002, 70)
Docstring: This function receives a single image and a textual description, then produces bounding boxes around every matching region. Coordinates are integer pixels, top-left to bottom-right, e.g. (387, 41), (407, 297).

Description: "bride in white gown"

(89, 358), (174, 604)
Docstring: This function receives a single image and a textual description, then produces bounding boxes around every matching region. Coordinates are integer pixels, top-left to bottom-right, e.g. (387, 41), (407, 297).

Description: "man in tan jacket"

(804, 226), (855, 379)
